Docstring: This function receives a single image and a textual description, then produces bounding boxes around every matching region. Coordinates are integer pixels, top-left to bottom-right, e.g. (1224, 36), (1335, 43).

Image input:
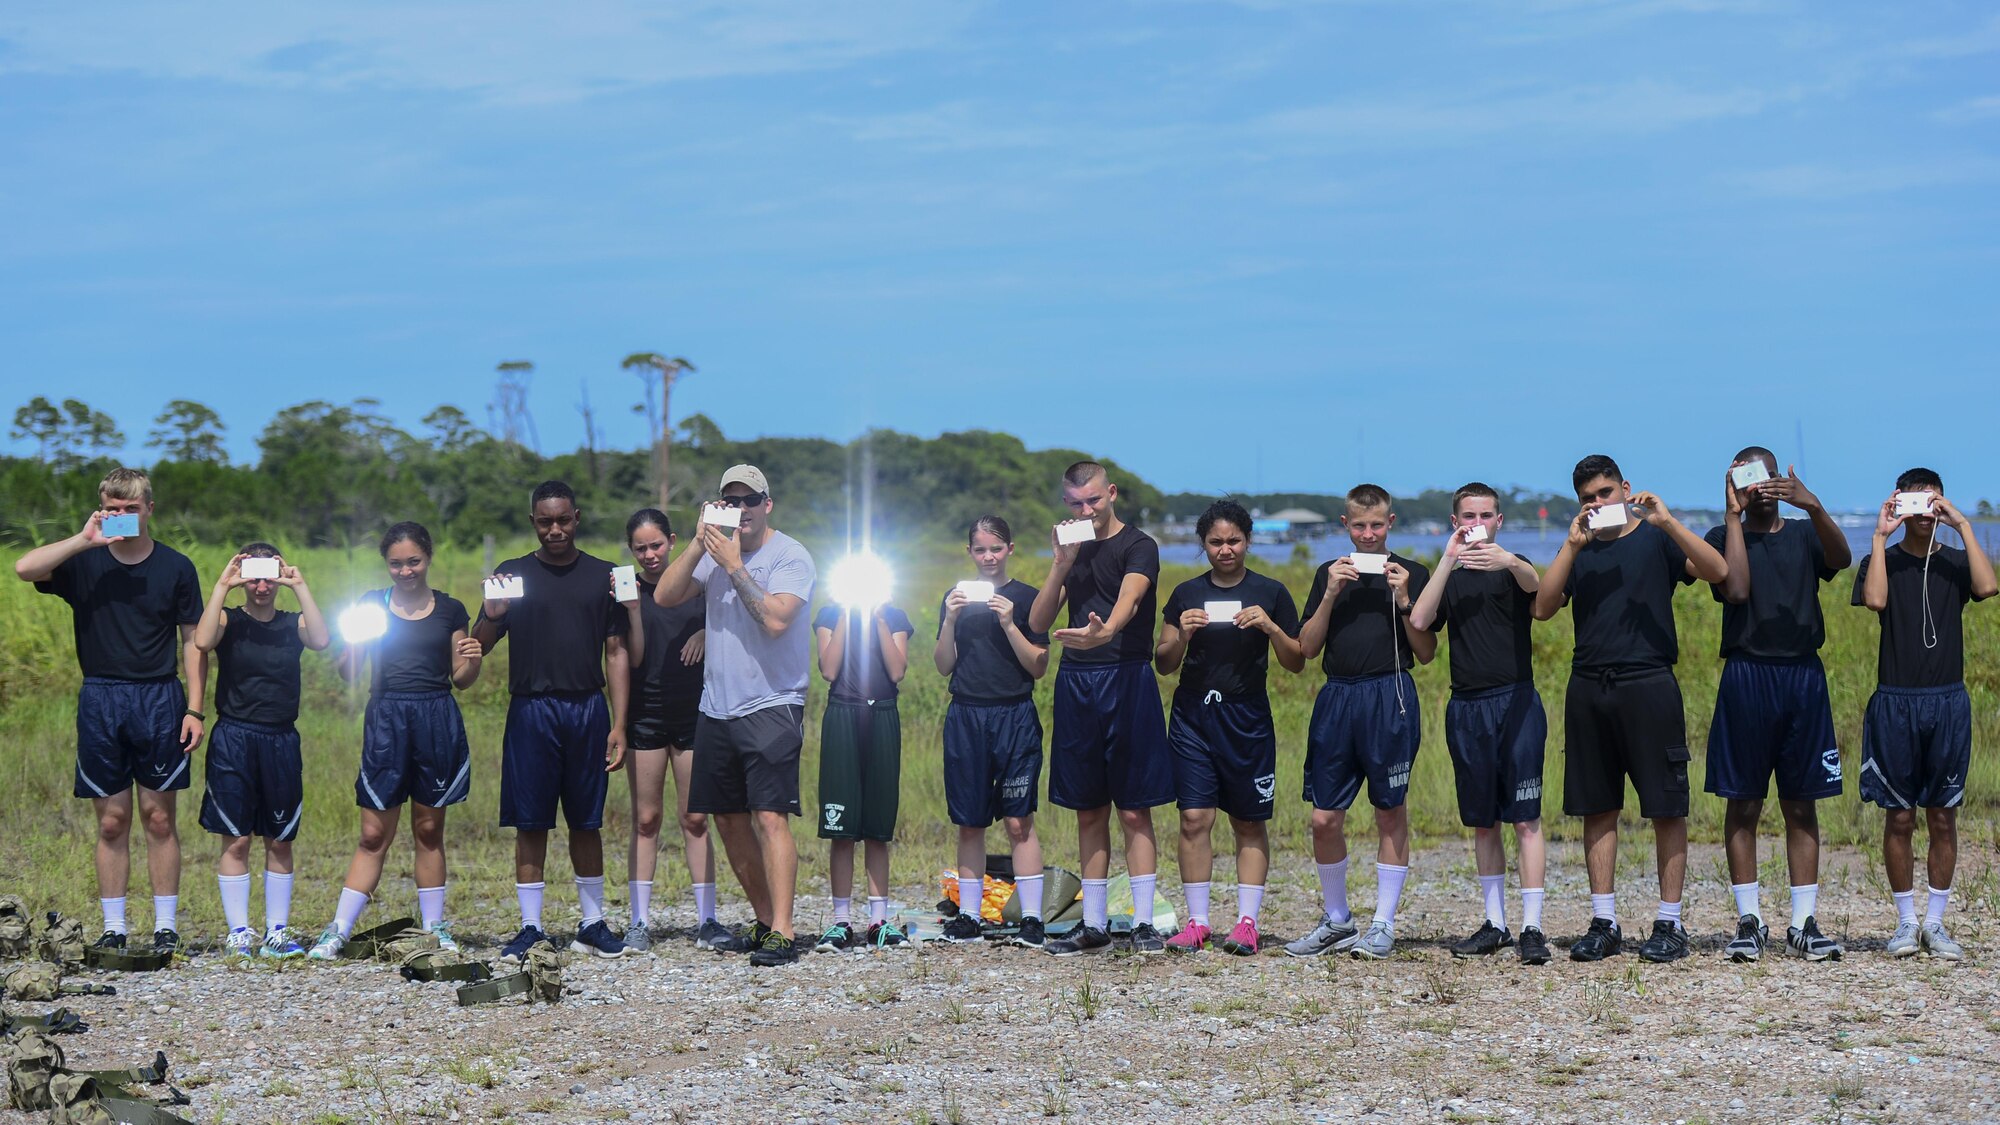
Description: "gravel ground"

(6, 841), (1998, 1125)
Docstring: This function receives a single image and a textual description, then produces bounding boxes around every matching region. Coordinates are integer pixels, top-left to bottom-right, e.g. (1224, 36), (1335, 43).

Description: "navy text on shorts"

(942, 699), (1043, 828)
(1860, 682), (1970, 810)
(1049, 660), (1173, 811)
(74, 677), (190, 798)
(1443, 682), (1546, 827)
(1303, 672), (1419, 812)
(500, 692), (612, 831)
(1706, 657), (1842, 802)
(359, 691), (472, 810)
(1168, 690), (1277, 822)
(200, 717), (304, 841)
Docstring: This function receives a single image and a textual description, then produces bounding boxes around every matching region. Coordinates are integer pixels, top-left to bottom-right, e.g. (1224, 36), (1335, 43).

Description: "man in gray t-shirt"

(652, 464), (817, 966)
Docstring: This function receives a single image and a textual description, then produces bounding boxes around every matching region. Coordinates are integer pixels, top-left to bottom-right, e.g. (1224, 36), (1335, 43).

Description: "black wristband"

(184, 708), (205, 722)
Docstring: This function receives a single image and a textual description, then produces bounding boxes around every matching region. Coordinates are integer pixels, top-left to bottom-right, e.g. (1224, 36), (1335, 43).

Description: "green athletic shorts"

(817, 699), (902, 841)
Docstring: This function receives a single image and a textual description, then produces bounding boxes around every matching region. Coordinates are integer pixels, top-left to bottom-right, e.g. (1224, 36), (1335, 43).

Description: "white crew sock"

(1479, 874), (1507, 929)
(1731, 882), (1761, 921)
(1237, 884), (1265, 924)
(1015, 873), (1045, 921)
(333, 887), (370, 938)
(1520, 887), (1545, 931)
(1925, 886), (1950, 926)
(1893, 890), (1917, 926)
(153, 895), (178, 933)
(1590, 892), (1616, 923)
(629, 880), (653, 929)
(101, 897), (128, 936)
(576, 876), (606, 925)
(1184, 881), (1212, 927)
(1130, 874), (1157, 928)
(1082, 879), (1109, 930)
(692, 882), (716, 923)
(834, 896), (853, 924)
(516, 882), (545, 930)
(217, 873), (252, 932)
(1657, 899), (1683, 927)
(958, 877), (982, 920)
(1317, 860), (1351, 923)
(1789, 884), (1817, 929)
(417, 884), (447, 928)
(868, 896), (888, 926)
(1373, 864), (1409, 928)
(263, 871), (293, 934)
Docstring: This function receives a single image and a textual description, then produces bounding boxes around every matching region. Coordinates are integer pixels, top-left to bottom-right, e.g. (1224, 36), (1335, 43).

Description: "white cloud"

(1936, 95), (2000, 123)
(1255, 80), (1789, 144)
(0, 0), (979, 102)
(1726, 158), (2000, 198)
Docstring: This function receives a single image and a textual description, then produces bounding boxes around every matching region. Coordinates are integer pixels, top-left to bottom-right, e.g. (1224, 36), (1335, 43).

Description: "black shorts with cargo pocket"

(1562, 667), (1690, 819)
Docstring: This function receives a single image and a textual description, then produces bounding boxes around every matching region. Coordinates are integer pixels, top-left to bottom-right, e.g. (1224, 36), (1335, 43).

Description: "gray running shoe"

(1283, 913), (1360, 958)
(1127, 922), (1166, 955)
(1920, 921), (1963, 961)
(694, 919), (734, 951)
(622, 920), (652, 953)
(1725, 914), (1767, 962)
(1785, 916), (1840, 961)
(1885, 921), (1921, 958)
(1349, 920), (1395, 960)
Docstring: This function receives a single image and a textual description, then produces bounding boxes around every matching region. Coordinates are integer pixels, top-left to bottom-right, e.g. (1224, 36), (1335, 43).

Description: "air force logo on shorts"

(1254, 774), (1276, 802)
(821, 802), (846, 832)
(1821, 747), (1842, 784)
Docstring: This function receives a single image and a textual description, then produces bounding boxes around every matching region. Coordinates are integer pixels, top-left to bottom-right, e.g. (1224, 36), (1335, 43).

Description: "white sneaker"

(1885, 921), (1921, 958)
(224, 926), (257, 956)
(305, 924), (346, 961)
(1920, 921), (1963, 961)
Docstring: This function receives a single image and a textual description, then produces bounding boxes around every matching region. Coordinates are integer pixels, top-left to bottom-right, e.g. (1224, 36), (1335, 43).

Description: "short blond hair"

(98, 467), (153, 505)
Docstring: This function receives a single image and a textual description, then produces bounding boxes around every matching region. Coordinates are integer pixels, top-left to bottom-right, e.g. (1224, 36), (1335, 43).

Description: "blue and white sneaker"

(570, 919), (628, 959)
(224, 926), (258, 957)
(426, 920), (460, 953)
(305, 924), (345, 961)
(259, 927), (305, 960)
(500, 925), (552, 962)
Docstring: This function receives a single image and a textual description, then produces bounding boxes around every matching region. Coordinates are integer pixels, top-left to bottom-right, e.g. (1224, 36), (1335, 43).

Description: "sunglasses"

(717, 491), (768, 509)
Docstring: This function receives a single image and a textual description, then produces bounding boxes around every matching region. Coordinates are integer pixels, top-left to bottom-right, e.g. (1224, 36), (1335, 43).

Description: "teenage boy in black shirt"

(1154, 500), (1302, 957)
(1533, 454), (1727, 964)
(1029, 461), (1173, 956)
(15, 467), (206, 955)
(1853, 467), (1996, 960)
(474, 480), (641, 961)
(1285, 484), (1434, 961)
(1409, 483), (1551, 966)
(1705, 447), (1851, 963)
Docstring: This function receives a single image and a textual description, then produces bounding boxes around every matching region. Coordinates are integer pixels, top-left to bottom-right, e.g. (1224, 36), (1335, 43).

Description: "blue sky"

(3, 0), (1996, 509)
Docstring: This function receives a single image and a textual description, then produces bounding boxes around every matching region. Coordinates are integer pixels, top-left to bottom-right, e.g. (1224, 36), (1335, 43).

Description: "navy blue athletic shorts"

(1706, 657), (1842, 802)
(73, 677), (191, 798)
(1563, 668), (1689, 819)
(359, 691), (472, 811)
(200, 717), (304, 840)
(1168, 690), (1277, 822)
(1049, 660), (1173, 812)
(1860, 683), (1970, 810)
(1303, 673), (1420, 812)
(1444, 682), (1547, 827)
(942, 699), (1043, 828)
(500, 692), (612, 831)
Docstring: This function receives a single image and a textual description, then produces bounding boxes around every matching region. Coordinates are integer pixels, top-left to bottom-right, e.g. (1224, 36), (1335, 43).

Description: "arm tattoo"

(727, 566), (769, 626)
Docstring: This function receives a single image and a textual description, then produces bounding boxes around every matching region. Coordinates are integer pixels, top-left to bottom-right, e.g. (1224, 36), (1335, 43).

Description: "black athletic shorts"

(629, 697), (701, 752)
(816, 699), (901, 841)
(689, 704), (805, 816)
(1562, 668), (1690, 819)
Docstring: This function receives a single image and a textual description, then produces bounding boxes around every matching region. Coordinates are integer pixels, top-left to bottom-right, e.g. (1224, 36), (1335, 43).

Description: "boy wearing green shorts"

(812, 597), (914, 950)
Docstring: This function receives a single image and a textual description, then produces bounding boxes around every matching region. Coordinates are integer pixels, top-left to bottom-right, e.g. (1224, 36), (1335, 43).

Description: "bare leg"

(1309, 808), (1348, 866)
(514, 829), (549, 885)
(1924, 807), (1958, 894)
(1374, 805), (1410, 867)
(1177, 808), (1217, 886)
(1472, 825), (1505, 879)
(829, 838), (856, 901)
(863, 840), (890, 901)
(1118, 807), (1157, 877)
(218, 835), (252, 878)
(713, 813), (771, 922)
(1723, 798), (1762, 885)
(92, 790), (134, 901)
(1777, 799), (1819, 890)
(956, 826), (986, 885)
(569, 828), (604, 880)
(1582, 811), (1619, 896)
(135, 787), (181, 900)
(263, 839), (295, 877)
(1882, 809), (1916, 894)
(1076, 806), (1112, 881)
(668, 748), (715, 886)
(340, 807), (401, 895)
(1513, 819), (1545, 892)
(1004, 815), (1042, 880)
(410, 804), (446, 889)
(751, 810), (797, 937)
(1653, 816), (1688, 905)
(1229, 817), (1269, 887)
(627, 749), (667, 886)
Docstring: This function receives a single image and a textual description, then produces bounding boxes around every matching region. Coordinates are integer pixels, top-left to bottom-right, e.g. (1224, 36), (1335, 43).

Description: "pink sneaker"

(1165, 922), (1211, 952)
(1220, 917), (1260, 956)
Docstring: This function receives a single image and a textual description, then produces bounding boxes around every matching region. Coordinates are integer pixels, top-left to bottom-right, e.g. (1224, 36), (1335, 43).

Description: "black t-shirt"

(1562, 521), (1694, 673)
(633, 578), (705, 718)
(1161, 570), (1300, 700)
(215, 607), (305, 726)
(938, 578), (1047, 704)
(1704, 519), (1837, 661)
(371, 591), (472, 696)
(1059, 524), (1160, 665)
(1851, 544), (1987, 688)
(1432, 567), (1536, 693)
(489, 551), (628, 695)
(1302, 553), (1431, 678)
(36, 543), (203, 680)
(814, 605), (915, 704)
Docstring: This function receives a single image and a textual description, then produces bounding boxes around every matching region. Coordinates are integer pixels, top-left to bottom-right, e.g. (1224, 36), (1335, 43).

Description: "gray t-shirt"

(692, 529), (817, 719)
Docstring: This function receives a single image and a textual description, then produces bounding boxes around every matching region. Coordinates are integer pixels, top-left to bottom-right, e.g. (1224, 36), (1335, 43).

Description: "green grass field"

(3, 536), (1995, 941)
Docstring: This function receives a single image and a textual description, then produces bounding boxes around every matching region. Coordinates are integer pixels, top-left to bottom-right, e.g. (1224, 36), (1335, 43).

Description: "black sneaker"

(500, 924), (551, 961)
(1568, 917), (1623, 962)
(865, 922), (910, 950)
(937, 897), (961, 917)
(1638, 920), (1689, 963)
(1045, 925), (1112, 957)
(1517, 926), (1551, 965)
(712, 921), (769, 955)
(1128, 922), (1165, 955)
(152, 929), (181, 957)
(1012, 917), (1046, 949)
(941, 914), (984, 944)
(1785, 916), (1842, 962)
(1725, 914), (1767, 962)
(92, 931), (127, 951)
(748, 928), (799, 967)
(1450, 921), (1514, 958)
